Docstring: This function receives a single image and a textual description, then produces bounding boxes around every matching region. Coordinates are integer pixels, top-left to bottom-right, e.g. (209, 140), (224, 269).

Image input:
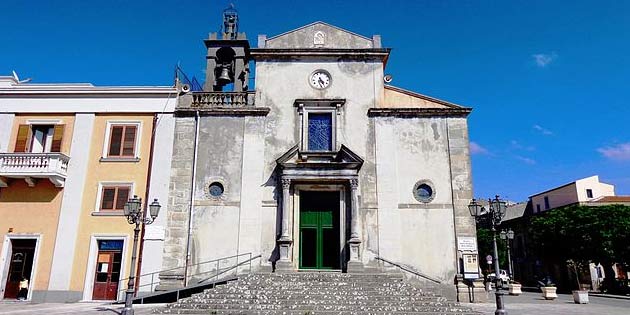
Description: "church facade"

(157, 11), (480, 300)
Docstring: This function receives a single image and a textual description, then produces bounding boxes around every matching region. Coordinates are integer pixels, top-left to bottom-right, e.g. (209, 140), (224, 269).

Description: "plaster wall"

(0, 180), (63, 294)
(0, 95), (176, 113)
(531, 183), (578, 212)
(139, 113), (175, 291)
(374, 117), (457, 281)
(0, 114), (15, 152)
(255, 59), (383, 263)
(575, 176), (615, 201)
(69, 114), (154, 295)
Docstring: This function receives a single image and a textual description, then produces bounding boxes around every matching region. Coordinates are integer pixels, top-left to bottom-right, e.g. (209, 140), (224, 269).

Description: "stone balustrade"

(0, 152), (70, 187)
(191, 91), (254, 108)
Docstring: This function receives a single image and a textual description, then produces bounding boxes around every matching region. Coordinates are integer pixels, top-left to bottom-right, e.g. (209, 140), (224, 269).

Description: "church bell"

(217, 65), (232, 84)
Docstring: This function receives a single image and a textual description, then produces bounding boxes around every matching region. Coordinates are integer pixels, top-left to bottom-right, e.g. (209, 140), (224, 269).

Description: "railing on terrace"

(190, 91), (254, 107)
(0, 153), (69, 181)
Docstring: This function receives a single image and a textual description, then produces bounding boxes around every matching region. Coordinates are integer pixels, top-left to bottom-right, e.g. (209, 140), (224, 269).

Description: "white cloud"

(533, 124), (553, 136)
(470, 141), (489, 155)
(532, 52), (557, 67)
(598, 143), (630, 161)
(510, 140), (535, 151)
(516, 155), (536, 165)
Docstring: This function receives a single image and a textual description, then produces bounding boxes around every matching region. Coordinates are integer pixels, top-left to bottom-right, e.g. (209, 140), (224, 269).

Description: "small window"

(208, 182), (224, 197)
(14, 124), (65, 153)
(307, 113), (333, 151)
(413, 181), (435, 203)
(100, 185), (131, 211)
(586, 189), (593, 198)
(107, 125), (137, 157)
(536, 204), (541, 213)
(544, 196), (550, 210)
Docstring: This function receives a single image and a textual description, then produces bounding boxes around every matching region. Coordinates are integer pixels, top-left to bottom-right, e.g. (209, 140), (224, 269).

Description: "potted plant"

(508, 280), (522, 296)
(568, 260), (589, 304)
(539, 276), (557, 300)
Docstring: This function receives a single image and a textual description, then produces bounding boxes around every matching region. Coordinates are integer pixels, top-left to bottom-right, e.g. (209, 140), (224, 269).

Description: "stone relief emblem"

(314, 31), (325, 47)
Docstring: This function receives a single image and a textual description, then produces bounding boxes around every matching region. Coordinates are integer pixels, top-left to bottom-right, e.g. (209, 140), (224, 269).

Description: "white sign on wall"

(457, 237), (478, 252)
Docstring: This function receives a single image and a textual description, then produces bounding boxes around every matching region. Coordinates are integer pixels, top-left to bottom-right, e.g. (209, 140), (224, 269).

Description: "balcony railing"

(190, 91), (254, 108)
(0, 152), (70, 187)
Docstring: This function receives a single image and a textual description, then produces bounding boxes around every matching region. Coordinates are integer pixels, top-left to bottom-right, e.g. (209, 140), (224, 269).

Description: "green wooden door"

(299, 191), (340, 269)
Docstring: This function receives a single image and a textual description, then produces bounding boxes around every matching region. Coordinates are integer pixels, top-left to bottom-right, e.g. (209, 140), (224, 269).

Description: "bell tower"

(203, 5), (250, 92)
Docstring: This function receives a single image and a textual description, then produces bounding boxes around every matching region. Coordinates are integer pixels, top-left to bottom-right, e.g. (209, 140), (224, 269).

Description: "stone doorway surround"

(275, 144), (363, 273)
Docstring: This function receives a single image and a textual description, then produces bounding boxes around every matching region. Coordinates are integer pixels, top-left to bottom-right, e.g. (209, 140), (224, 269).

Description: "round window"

(413, 181), (435, 203)
(208, 182), (224, 197)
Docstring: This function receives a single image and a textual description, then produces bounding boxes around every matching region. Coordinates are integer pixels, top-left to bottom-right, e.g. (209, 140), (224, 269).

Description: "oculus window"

(413, 180), (435, 203)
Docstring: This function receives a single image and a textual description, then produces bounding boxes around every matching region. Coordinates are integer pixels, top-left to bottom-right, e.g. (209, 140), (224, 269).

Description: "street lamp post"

(469, 195), (508, 315)
(500, 229), (515, 280)
(122, 196), (161, 315)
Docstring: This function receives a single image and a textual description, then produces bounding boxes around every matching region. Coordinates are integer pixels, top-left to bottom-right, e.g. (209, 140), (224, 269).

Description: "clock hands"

(318, 77), (325, 88)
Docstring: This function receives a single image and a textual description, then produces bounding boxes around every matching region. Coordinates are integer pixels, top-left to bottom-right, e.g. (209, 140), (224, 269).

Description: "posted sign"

(457, 237), (477, 252)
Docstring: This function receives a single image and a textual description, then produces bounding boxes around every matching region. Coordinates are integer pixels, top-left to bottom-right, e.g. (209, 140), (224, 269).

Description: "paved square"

(466, 292), (630, 315)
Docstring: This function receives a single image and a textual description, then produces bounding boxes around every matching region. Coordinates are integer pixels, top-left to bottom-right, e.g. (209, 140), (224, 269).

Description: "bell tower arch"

(203, 5), (250, 92)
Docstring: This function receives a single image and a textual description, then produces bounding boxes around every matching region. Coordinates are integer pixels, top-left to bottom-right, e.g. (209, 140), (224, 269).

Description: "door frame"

(82, 234), (129, 301)
(0, 234), (42, 301)
(292, 184), (346, 271)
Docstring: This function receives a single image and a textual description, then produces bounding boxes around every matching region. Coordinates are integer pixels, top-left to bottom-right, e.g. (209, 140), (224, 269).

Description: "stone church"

(158, 8), (479, 300)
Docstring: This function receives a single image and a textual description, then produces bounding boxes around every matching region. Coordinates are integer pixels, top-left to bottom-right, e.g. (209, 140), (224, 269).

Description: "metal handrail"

(116, 252), (258, 300)
(197, 254), (261, 284)
(375, 256), (441, 284)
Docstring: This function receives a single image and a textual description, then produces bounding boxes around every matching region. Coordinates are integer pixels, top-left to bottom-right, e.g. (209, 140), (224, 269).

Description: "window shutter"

(50, 124), (65, 153)
(14, 124), (31, 152)
(108, 126), (124, 156)
(115, 187), (130, 210)
(101, 188), (116, 210)
(122, 126), (137, 157)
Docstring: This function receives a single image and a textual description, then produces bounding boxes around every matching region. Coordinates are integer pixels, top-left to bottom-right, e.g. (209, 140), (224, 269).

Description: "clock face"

(309, 71), (331, 89)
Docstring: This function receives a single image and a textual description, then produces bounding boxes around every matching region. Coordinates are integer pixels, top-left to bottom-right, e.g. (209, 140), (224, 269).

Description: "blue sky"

(2, 0), (629, 201)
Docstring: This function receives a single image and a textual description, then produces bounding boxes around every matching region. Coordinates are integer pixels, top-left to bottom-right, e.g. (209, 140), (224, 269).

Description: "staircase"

(156, 272), (479, 314)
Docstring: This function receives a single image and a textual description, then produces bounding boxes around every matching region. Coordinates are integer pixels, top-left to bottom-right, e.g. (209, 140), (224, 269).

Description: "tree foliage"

(528, 205), (630, 265)
(527, 204), (630, 291)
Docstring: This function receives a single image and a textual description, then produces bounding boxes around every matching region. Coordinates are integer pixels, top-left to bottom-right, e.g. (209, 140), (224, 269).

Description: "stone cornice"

(367, 108), (472, 118)
(251, 48), (390, 61)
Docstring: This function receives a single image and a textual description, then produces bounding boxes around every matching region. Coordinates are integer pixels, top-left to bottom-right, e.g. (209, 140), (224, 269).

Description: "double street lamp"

(500, 229), (515, 280)
(469, 195), (508, 315)
(122, 196), (161, 315)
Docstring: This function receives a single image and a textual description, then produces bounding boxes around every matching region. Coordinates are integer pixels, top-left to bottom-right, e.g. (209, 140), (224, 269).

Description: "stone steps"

(155, 272), (479, 315)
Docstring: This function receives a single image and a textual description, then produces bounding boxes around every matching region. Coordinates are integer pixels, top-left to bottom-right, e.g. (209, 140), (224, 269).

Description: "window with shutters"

(97, 184), (133, 212)
(102, 121), (141, 160)
(14, 124), (65, 153)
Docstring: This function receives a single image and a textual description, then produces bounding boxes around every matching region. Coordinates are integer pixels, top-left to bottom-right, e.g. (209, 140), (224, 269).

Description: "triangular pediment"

(264, 21), (375, 49)
(382, 85), (468, 109)
(276, 144), (364, 169)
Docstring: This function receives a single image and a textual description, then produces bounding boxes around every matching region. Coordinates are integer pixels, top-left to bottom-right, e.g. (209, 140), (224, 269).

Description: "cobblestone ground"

(0, 292), (629, 315)
(465, 291), (630, 315)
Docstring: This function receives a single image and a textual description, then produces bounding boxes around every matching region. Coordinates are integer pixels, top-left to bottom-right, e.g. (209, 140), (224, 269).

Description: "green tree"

(527, 205), (630, 292)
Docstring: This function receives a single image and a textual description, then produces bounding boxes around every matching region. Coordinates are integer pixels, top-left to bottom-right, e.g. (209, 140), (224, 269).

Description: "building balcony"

(191, 91), (255, 107)
(0, 153), (70, 188)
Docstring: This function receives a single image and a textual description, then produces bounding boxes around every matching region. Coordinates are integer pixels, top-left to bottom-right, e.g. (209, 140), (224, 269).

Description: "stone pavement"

(0, 301), (162, 315)
(466, 291), (630, 315)
(1, 292), (629, 315)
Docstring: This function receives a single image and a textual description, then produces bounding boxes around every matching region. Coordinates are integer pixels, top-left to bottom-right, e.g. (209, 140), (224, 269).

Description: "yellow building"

(0, 75), (177, 302)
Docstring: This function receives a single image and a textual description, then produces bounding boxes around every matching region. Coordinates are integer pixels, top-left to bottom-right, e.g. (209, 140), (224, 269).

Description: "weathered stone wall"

(160, 117), (195, 283)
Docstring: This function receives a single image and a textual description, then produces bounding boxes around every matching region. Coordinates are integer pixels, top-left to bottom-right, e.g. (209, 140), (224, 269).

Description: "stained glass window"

(308, 113), (332, 151)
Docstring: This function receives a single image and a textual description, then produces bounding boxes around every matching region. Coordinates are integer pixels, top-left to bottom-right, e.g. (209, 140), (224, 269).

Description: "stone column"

(347, 178), (364, 272)
(276, 178), (293, 272)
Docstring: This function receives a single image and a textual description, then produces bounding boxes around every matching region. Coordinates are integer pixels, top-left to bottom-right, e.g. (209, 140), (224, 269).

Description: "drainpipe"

(134, 113), (158, 294)
(183, 110), (200, 286)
